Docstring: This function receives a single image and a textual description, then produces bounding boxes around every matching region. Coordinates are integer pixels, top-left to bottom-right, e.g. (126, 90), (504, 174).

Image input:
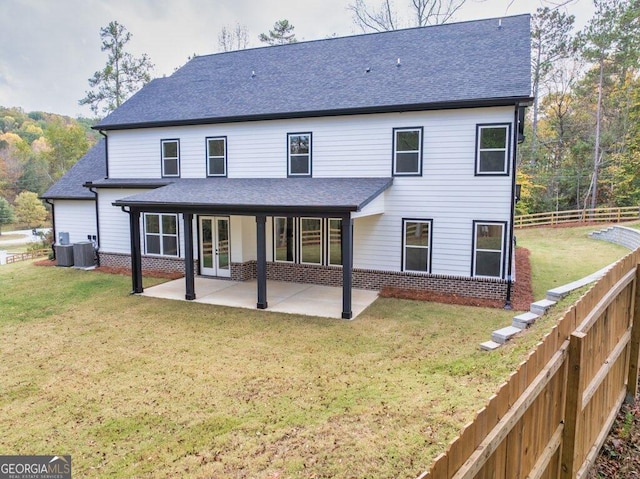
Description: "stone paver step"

(480, 340), (502, 351)
(531, 299), (556, 315)
(492, 326), (522, 344)
(512, 311), (539, 329)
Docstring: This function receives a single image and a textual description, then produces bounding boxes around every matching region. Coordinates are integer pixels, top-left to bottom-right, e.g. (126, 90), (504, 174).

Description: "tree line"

(519, 0), (640, 214)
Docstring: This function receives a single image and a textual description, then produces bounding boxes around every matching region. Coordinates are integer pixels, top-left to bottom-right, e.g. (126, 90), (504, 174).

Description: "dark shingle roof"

(96, 15), (531, 130)
(41, 139), (106, 199)
(111, 177), (392, 214)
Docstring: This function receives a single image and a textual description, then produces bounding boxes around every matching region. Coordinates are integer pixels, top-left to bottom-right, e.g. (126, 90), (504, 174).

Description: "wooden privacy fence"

(418, 249), (640, 479)
(515, 206), (639, 228)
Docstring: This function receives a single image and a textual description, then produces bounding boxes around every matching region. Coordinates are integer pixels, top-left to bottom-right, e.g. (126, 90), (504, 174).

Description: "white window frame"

(273, 216), (296, 263)
(475, 124), (510, 176)
(206, 136), (227, 177)
(472, 221), (506, 278)
(299, 217), (323, 265)
(144, 213), (179, 257)
(327, 218), (342, 267)
(161, 139), (180, 177)
(402, 219), (432, 273)
(287, 132), (312, 177)
(393, 127), (423, 176)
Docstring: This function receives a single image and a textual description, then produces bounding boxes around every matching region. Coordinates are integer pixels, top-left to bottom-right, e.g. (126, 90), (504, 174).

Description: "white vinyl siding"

(53, 200), (96, 245)
(102, 106), (514, 278)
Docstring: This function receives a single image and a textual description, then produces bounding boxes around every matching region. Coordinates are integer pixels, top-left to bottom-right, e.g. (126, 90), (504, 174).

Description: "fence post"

(628, 264), (640, 403)
(561, 331), (586, 479)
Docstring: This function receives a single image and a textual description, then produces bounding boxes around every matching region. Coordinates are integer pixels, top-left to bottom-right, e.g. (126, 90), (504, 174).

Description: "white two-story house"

(42, 14), (532, 318)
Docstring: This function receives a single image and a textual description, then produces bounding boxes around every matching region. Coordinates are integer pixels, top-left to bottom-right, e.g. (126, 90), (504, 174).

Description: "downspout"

(504, 104), (522, 309)
(44, 199), (56, 260)
(88, 185), (100, 266)
(92, 130), (109, 266)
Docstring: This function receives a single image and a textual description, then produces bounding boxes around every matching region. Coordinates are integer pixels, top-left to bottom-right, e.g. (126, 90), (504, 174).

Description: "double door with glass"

(199, 216), (230, 277)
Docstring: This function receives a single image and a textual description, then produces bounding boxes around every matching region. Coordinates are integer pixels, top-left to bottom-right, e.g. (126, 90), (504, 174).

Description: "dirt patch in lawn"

(380, 247), (534, 311)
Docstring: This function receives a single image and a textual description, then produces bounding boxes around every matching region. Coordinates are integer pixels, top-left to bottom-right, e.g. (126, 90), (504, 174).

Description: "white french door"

(199, 216), (230, 277)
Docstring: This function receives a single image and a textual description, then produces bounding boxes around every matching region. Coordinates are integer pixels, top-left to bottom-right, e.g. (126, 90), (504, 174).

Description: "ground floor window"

(273, 217), (341, 266)
(274, 217), (295, 262)
(402, 219), (432, 273)
(472, 221), (506, 278)
(144, 213), (179, 256)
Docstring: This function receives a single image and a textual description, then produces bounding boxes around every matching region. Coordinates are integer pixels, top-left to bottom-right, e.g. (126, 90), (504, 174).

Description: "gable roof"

(95, 14), (531, 130)
(40, 139), (106, 200)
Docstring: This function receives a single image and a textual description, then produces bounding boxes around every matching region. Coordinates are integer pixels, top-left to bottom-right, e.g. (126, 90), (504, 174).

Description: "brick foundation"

(99, 252), (197, 275)
(99, 252), (508, 301)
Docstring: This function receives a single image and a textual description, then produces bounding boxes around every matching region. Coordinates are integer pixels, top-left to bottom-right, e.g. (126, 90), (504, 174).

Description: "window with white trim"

(300, 217), (322, 264)
(403, 219), (432, 272)
(393, 127), (423, 176)
(472, 221), (505, 278)
(144, 213), (179, 257)
(475, 124), (510, 175)
(206, 137), (227, 177)
(273, 217), (342, 266)
(274, 217), (295, 262)
(327, 218), (342, 266)
(288, 133), (312, 177)
(161, 139), (180, 177)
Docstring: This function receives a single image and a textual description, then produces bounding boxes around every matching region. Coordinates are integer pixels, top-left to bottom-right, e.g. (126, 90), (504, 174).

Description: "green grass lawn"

(0, 225), (631, 479)
(516, 222), (632, 298)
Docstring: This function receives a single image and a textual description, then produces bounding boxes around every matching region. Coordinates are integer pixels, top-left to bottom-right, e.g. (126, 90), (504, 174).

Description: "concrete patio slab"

(141, 277), (379, 320)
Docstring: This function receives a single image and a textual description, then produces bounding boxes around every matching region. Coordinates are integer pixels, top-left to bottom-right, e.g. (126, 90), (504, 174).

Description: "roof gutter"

(93, 96), (535, 131)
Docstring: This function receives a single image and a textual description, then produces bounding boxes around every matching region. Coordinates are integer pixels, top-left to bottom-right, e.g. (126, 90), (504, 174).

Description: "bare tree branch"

(349, 0), (467, 32)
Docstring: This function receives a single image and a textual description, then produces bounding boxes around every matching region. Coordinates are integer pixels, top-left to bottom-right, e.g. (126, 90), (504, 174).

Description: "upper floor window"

(393, 127), (423, 176)
(206, 137), (227, 177)
(161, 139), (180, 177)
(288, 133), (312, 177)
(144, 213), (179, 257)
(475, 124), (510, 175)
(402, 219), (432, 273)
(472, 221), (506, 278)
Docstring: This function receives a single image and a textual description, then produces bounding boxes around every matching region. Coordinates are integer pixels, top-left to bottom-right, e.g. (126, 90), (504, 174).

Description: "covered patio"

(141, 277), (379, 319)
(110, 177), (392, 319)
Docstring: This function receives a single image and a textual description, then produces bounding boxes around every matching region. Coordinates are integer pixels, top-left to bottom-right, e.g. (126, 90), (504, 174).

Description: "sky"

(0, 0), (595, 118)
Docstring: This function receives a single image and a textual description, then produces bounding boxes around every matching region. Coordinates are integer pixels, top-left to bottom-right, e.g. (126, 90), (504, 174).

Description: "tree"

(44, 120), (92, 181)
(0, 132), (30, 202)
(79, 21), (154, 116)
(218, 23), (250, 52)
(258, 20), (297, 45)
(14, 191), (47, 228)
(577, 0), (636, 210)
(0, 197), (14, 235)
(530, 7), (575, 155)
(348, 0), (466, 32)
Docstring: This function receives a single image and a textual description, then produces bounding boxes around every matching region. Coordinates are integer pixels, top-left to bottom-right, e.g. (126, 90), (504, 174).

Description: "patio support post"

(341, 214), (353, 319)
(183, 213), (196, 300)
(129, 208), (143, 294)
(256, 214), (268, 309)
